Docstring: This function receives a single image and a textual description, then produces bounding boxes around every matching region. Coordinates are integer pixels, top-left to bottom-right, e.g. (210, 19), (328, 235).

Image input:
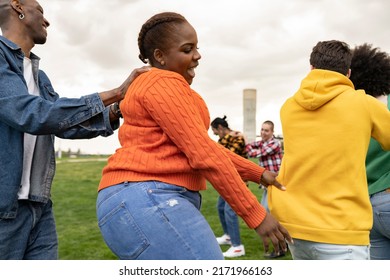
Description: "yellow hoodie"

(269, 69), (390, 245)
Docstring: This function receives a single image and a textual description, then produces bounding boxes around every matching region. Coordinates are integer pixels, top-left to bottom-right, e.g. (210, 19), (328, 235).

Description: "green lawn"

(52, 156), (291, 260)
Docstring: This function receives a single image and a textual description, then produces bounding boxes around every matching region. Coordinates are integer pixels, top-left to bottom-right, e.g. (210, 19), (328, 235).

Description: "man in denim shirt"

(0, 0), (149, 259)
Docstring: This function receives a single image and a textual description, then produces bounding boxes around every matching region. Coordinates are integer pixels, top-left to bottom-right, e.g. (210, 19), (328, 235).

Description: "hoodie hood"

(294, 69), (355, 111)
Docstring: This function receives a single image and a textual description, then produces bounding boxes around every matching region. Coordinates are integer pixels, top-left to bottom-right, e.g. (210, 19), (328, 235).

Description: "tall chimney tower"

(243, 89), (257, 143)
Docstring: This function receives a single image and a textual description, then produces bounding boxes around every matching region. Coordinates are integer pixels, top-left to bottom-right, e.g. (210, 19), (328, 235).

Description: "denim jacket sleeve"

(0, 48), (118, 138)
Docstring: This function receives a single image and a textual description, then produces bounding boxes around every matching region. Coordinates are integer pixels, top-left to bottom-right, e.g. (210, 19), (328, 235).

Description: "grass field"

(52, 156), (291, 260)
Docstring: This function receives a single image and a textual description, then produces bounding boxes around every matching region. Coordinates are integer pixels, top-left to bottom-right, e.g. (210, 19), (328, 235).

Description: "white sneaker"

(216, 234), (231, 245)
(223, 245), (245, 258)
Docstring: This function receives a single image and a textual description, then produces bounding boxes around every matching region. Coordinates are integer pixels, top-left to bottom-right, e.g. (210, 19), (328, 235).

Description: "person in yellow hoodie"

(269, 40), (390, 260)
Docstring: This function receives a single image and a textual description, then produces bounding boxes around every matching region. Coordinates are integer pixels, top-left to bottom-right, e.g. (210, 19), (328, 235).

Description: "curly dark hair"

(350, 43), (390, 97)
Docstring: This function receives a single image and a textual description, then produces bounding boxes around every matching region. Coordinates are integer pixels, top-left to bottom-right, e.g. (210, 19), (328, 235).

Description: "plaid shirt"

(245, 136), (282, 172)
(218, 133), (247, 158)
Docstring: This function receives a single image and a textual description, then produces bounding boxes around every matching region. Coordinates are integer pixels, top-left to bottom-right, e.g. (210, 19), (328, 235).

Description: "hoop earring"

(19, 13), (25, 20)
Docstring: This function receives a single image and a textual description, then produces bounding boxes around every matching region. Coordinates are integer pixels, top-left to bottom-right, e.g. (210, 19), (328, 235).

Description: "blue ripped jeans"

(96, 181), (224, 260)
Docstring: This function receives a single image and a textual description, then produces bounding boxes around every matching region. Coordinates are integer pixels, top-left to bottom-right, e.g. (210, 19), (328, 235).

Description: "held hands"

(255, 212), (293, 256)
(260, 170), (286, 191)
(257, 170), (291, 255)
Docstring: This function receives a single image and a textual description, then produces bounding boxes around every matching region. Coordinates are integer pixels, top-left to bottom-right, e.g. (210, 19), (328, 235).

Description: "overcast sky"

(31, 0), (390, 154)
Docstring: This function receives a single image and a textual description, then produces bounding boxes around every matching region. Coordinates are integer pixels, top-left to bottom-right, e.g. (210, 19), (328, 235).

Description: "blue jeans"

(0, 200), (58, 259)
(370, 189), (390, 260)
(96, 181), (224, 260)
(217, 196), (241, 246)
(288, 239), (370, 260)
(260, 187), (269, 212)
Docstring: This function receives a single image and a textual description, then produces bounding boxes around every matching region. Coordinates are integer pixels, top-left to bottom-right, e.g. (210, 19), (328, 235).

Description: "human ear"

(10, 0), (23, 15)
(153, 49), (166, 67)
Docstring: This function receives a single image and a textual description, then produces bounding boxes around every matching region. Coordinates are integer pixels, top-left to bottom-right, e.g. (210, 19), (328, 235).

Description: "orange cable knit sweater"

(99, 68), (266, 228)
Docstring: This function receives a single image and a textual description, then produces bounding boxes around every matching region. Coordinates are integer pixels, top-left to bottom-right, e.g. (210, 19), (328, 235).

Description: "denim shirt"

(0, 36), (118, 219)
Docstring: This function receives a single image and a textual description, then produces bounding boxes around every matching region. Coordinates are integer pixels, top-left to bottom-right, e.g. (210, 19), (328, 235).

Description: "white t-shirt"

(18, 57), (40, 199)
(377, 94), (388, 106)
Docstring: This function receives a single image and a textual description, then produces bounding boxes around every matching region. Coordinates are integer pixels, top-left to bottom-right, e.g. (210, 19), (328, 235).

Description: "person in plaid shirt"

(246, 120), (284, 258)
(211, 116), (247, 258)
(246, 120), (283, 211)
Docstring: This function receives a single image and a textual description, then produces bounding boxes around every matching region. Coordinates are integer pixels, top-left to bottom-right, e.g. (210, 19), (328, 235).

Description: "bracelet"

(110, 102), (122, 119)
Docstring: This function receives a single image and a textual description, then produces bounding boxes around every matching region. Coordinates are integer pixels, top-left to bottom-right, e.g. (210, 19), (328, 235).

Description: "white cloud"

(32, 0), (390, 154)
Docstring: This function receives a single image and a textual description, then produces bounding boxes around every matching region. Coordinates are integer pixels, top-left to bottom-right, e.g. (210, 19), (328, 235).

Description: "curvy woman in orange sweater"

(97, 12), (291, 260)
